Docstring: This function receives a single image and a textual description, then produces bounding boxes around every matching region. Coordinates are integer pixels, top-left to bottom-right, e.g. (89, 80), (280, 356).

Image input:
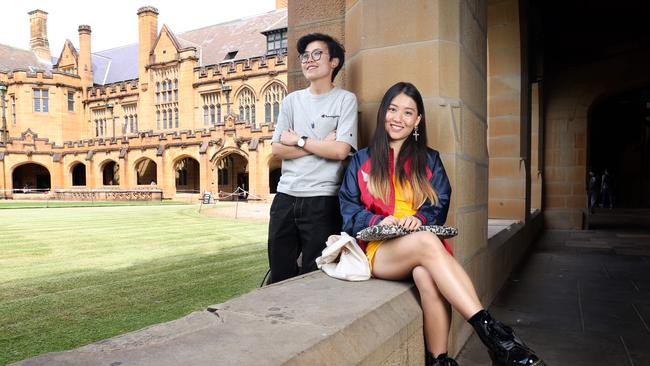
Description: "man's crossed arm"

(272, 129), (351, 161)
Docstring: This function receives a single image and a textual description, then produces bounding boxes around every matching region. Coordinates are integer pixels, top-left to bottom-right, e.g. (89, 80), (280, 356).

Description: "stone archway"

(215, 153), (248, 200)
(134, 158), (158, 185)
(12, 163), (51, 193)
(101, 161), (119, 186)
(175, 157), (200, 193)
(71, 162), (86, 186)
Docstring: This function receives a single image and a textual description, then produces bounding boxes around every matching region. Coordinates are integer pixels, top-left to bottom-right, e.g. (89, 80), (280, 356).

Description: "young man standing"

(268, 33), (358, 283)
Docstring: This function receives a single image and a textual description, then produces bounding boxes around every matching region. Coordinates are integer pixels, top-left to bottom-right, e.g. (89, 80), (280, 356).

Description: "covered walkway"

(459, 216), (650, 365)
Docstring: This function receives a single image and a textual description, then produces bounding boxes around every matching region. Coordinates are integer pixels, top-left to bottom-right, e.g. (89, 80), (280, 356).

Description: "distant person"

(600, 169), (613, 209)
(267, 33), (358, 283)
(588, 170), (599, 213)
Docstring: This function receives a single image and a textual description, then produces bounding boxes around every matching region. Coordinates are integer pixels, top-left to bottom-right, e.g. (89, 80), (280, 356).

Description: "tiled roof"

(177, 8), (287, 65)
(0, 43), (50, 73)
(0, 8), (287, 85)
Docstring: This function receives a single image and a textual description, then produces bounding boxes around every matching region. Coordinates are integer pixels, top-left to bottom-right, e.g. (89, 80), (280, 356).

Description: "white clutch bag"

(316, 232), (371, 281)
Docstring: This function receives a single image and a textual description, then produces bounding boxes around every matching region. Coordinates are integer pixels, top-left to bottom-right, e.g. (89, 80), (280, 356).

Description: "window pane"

(34, 97), (40, 112)
(273, 102), (279, 123)
(265, 103), (271, 123)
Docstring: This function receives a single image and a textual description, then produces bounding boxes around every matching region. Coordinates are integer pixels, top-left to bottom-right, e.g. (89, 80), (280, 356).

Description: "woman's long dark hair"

(368, 82), (438, 208)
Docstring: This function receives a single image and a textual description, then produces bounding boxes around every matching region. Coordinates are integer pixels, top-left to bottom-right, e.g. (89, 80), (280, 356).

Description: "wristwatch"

(297, 136), (308, 148)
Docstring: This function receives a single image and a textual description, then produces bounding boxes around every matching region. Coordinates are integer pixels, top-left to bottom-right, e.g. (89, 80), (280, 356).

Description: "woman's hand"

(398, 215), (422, 231)
(378, 215), (399, 226)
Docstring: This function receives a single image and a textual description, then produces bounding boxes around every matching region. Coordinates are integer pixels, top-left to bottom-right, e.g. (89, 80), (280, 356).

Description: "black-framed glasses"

(299, 49), (328, 64)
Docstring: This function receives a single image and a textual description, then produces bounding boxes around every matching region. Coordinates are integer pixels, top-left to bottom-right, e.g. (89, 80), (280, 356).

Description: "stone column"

(287, 0), (346, 92)
(530, 82), (543, 209)
(289, 1), (490, 352)
(487, 0), (531, 221)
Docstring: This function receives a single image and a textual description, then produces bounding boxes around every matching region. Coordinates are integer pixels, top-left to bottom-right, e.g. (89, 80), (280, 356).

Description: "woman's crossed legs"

(372, 231), (482, 355)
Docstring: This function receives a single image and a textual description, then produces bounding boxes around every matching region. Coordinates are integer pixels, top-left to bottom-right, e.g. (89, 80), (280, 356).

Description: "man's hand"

(280, 129), (300, 146)
(398, 215), (422, 231)
(324, 130), (336, 141)
(378, 215), (399, 226)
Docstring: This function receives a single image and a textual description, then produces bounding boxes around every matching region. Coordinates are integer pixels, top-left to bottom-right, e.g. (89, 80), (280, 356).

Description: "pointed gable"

(54, 39), (78, 72)
(151, 25), (196, 64)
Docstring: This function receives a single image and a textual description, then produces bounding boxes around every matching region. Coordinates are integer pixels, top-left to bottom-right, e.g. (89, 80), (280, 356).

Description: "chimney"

(28, 9), (51, 63)
(275, 0), (288, 9)
(137, 6), (159, 78)
(78, 25), (93, 89)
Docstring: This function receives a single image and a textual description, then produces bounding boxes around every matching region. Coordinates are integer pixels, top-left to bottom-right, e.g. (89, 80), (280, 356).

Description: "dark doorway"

(71, 163), (86, 186)
(589, 88), (650, 208)
(135, 158), (157, 185)
(12, 163), (51, 193)
(268, 157), (281, 194)
(175, 157), (200, 193)
(216, 154), (248, 200)
(269, 168), (281, 194)
(102, 161), (119, 185)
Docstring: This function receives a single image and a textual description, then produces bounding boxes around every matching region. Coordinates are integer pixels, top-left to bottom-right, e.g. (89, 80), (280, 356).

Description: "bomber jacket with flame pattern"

(339, 147), (452, 252)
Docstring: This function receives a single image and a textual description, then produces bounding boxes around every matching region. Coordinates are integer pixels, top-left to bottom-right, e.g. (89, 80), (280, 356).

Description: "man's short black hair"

(297, 33), (345, 82)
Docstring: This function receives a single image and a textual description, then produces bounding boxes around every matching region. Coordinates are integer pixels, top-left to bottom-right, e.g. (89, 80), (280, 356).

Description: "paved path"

(457, 227), (650, 365)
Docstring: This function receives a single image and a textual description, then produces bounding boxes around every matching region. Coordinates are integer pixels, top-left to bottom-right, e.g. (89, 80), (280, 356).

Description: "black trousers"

(267, 193), (342, 283)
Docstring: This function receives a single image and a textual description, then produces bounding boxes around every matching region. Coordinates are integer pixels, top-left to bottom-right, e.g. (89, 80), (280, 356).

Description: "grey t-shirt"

(271, 87), (358, 197)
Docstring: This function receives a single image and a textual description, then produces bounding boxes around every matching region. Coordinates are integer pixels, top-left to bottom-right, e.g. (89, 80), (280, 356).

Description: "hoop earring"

(413, 125), (419, 142)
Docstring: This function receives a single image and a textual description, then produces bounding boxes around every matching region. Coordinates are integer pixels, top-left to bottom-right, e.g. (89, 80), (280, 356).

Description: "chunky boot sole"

(488, 350), (547, 366)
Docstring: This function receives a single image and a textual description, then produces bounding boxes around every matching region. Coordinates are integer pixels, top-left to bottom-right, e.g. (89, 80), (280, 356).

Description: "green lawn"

(0, 205), (269, 365)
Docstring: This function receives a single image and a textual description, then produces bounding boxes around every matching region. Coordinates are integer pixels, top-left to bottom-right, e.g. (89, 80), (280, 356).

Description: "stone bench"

(14, 273), (424, 366)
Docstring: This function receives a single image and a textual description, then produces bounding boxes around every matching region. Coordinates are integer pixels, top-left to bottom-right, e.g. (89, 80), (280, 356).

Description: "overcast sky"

(0, 0), (277, 53)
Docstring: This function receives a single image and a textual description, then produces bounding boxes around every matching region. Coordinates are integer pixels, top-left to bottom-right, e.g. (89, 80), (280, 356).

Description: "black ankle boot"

(426, 352), (459, 366)
(468, 310), (545, 366)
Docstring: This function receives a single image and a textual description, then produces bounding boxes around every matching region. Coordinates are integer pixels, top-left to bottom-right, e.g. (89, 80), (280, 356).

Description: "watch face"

(298, 138), (305, 148)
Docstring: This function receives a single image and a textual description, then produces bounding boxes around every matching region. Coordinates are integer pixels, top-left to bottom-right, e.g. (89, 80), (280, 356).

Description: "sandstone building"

(0, 4), (288, 200)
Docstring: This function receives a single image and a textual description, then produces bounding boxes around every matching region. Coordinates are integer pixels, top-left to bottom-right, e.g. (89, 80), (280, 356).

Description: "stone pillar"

(531, 81), (542, 209)
(287, 0), (346, 92)
(119, 159), (128, 189)
(289, 2), (490, 353)
(200, 153), (210, 195)
(487, 0), (531, 221)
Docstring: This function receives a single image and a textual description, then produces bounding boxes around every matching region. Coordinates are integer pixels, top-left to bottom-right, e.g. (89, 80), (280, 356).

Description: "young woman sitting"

(339, 82), (544, 366)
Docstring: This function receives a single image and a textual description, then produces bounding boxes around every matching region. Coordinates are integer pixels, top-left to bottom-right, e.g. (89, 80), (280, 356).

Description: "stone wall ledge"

(14, 214), (544, 366)
(13, 272), (424, 366)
